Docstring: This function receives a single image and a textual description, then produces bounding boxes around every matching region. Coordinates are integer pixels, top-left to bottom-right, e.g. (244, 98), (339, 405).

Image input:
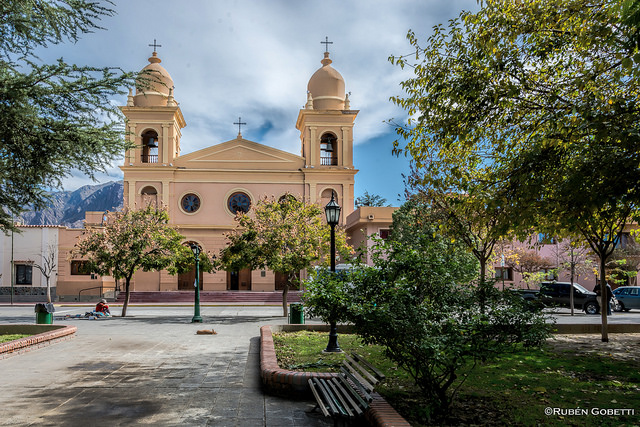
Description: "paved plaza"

(0, 305), (332, 427)
(1, 304), (639, 426)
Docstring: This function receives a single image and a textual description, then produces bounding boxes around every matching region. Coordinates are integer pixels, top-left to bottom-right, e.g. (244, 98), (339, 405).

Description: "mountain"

(19, 181), (124, 228)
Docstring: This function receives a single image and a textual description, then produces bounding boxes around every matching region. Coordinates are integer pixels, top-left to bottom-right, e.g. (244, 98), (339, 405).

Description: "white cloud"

(40, 0), (478, 202)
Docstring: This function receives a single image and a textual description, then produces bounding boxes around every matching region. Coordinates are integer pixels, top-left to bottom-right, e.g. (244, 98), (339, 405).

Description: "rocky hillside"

(19, 181), (124, 228)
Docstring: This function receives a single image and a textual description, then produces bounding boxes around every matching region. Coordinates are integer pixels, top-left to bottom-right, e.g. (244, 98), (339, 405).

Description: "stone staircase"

(114, 290), (301, 304)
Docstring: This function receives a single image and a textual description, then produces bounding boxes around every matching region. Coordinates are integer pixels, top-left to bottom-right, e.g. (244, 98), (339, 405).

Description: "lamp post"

(324, 192), (341, 352)
(190, 243), (203, 323)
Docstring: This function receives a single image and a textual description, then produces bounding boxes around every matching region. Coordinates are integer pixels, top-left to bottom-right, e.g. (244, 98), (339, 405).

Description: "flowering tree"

(218, 194), (353, 317)
(504, 247), (554, 289)
(72, 206), (187, 317)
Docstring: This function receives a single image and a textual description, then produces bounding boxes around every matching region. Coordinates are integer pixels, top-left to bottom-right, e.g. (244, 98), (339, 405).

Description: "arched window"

(320, 133), (338, 166)
(141, 130), (159, 163)
(141, 186), (158, 208)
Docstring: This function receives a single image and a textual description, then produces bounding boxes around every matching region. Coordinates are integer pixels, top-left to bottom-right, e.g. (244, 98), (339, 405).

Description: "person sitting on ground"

(95, 299), (111, 316)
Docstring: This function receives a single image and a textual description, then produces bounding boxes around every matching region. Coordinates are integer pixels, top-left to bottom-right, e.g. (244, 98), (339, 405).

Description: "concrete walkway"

(0, 305), (331, 427)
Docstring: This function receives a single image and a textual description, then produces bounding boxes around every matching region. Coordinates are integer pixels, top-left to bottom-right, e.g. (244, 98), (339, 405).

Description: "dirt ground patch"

(548, 333), (640, 362)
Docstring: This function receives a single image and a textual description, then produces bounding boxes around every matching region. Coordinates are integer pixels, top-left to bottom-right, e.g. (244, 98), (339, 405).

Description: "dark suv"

(538, 281), (600, 314)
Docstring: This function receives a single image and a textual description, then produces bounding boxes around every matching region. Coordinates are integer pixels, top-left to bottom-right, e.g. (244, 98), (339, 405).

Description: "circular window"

(181, 193), (201, 213)
(228, 192), (251, 214)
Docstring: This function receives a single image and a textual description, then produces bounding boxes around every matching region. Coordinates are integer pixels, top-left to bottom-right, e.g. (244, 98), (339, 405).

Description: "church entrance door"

(227, 269), (251, 290)
(178, 268), (203, 290)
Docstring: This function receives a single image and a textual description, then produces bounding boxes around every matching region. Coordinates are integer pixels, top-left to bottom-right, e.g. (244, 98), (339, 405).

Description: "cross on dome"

(321, 36), (333, 53)
(148, 39), (162, 53)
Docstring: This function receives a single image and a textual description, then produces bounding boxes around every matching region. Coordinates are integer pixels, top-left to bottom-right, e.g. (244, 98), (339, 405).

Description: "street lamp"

(190, 243), (203, 323)
(324, 192), (341, 352)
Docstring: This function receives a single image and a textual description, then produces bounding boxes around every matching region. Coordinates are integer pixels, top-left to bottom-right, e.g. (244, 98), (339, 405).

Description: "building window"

(71, 261), (91, 276)
(15, 264), (32, 285)
(320, 133), (338, 166)
(379, 229), (390, 240)
(181, 193), (201, 213)
(495, 267), (513, 281)
(228, 192), (251, 214)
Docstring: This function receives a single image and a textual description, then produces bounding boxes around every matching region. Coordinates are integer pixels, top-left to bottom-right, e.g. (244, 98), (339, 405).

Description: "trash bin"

(289, 303), (304, 324)
(35, 303), (55, 324)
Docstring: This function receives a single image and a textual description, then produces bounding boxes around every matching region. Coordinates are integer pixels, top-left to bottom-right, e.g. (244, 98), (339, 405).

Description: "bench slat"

(308, 379), (331, 417)
(345, 353), (379, 386)
(318, 378), (348, 417)
(336, 375), (368, 412)
(341, 367), (373, 402)
(342, 362), (375, 393)
(326, 378), (356, 417)
(352, 352), (386, 380)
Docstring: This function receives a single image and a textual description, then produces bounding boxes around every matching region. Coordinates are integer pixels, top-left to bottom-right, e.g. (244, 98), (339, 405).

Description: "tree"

(389, 0), (640, 341)
(503, 246), (554, 289)
(0, 0), (141, 232)
(31, 243), (57, 303)
(355, 191), (389, 207)
(347, 199), (551, 420)
(553, 239), (594, 315)
(218, 194), (353, 317)
(72, 206), (187, 317)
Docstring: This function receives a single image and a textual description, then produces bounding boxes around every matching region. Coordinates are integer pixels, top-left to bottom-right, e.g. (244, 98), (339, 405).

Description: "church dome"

(307, 52), (345, 110)
(134, 52), (174, 107)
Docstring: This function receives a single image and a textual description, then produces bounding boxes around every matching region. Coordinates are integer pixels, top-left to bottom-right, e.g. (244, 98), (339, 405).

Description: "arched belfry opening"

(320, 132), (338, 166)
(141, 130), (159, 163)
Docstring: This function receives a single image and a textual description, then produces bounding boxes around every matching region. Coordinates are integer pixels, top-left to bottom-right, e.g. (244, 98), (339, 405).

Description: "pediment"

(174, 138), (304, 170)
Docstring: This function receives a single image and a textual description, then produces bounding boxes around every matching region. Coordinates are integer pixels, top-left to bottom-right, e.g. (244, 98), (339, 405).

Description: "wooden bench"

(308, 352), (386, 426)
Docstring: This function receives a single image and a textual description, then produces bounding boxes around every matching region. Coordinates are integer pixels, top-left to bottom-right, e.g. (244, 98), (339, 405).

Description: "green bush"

(347, 199), (552, 418)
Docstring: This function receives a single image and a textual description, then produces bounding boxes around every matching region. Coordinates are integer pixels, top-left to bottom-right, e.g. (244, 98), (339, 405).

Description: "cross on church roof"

(321, 36), (333, 53)
(234, 117), (247, 137)
(148, 39), (162, 53)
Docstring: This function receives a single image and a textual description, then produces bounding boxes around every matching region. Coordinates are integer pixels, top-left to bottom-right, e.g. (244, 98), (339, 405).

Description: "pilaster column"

(128, 180), (136, 210)
(341, 126), (351, 167)
(162, 179), (171, 211)
(310, 126), (317, 166)
(162, 123), (170, 164)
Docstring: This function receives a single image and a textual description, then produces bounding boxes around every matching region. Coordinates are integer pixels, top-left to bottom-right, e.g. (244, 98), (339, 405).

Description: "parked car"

(613, 286), (640, 312)
(517, 281), (600, 314)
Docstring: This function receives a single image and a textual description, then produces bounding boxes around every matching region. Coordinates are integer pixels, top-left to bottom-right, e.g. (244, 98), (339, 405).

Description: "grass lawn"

(272, 331), (640, 426)
(0, 334), (31, 343)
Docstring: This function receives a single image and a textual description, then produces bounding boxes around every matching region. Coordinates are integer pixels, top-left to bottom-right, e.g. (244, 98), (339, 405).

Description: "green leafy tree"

(347, 199), (551, 420)
(0, 0), (141, 232)
(218, 194), (353, 317)
(355, 191), (389, 208)
(72, 206), (188, 317)
(389, 0), (640, 341)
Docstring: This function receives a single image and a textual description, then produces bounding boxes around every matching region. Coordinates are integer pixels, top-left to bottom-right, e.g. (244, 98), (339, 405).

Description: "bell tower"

(119, 45), (186, 209)
(296, 43), (358, 219)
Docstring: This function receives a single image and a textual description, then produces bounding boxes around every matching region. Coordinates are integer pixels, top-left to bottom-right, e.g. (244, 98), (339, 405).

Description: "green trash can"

(289, 303), (304, 324)
(35, 303), (55, 324)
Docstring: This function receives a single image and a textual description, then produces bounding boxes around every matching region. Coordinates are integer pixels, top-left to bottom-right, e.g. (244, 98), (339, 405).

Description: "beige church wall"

(252, 270), (275, 292)
(133, 270), (161, 291)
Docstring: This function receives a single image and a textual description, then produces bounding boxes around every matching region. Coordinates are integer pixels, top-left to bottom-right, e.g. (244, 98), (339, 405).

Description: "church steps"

(114, 291), (301, 304)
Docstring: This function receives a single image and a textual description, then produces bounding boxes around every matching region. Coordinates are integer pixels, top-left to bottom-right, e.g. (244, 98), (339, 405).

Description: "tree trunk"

(569, 262), (575, 316)
(282, 283), (289, 318)
(599, 257), (609, 342)
(46, 278), (51, 304)
(122, 278), (132, 317)
(479, 256), (487, 314)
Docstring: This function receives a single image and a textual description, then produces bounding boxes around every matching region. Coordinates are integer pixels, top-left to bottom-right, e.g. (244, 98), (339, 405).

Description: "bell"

(147, 137), (158, 148)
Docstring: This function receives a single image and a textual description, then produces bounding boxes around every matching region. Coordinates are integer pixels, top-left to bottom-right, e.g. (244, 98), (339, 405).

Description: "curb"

(0, 324), (77, 359)
(260, 325), (410, 426)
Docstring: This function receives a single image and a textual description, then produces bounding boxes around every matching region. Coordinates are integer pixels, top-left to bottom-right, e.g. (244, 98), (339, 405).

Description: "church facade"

(115, 48), (359, 292)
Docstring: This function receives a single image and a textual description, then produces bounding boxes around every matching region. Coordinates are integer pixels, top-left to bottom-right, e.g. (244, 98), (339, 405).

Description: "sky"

(38, 0), (478, 206)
